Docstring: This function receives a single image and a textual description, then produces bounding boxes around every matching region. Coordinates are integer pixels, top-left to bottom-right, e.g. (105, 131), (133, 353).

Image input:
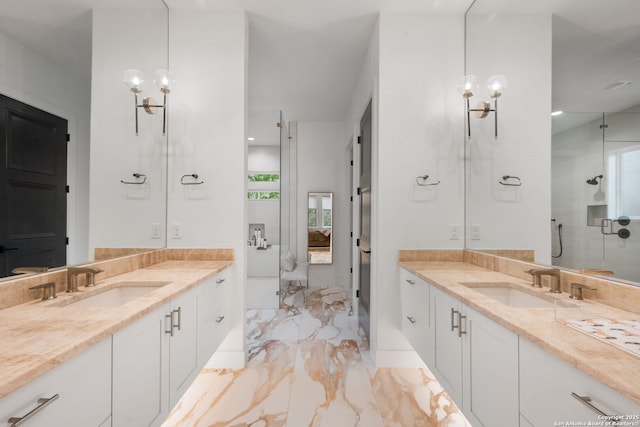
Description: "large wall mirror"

(0, 1), (169, 280)
(465, 0), (640, 285)
(307, 192), (333, 265)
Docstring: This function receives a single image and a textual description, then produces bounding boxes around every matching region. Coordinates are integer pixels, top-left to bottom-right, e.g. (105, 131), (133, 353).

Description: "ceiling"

(2, 0), (639, 133)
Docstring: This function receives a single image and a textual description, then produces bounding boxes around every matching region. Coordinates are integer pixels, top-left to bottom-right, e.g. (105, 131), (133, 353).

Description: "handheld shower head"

(586, 174), (603, 185)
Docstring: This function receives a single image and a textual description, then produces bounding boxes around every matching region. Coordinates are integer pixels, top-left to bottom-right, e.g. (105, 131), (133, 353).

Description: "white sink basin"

(462, 282), (560, 308)
(59, 281), (170, 308)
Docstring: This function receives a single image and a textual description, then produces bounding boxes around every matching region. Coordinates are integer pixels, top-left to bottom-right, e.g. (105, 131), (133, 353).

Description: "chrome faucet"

(526, 268), (562, 293)
(67, 267), (103, 292)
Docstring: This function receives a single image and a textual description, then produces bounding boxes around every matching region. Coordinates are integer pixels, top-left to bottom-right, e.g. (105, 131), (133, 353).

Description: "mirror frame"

(307, 192), (333, 265)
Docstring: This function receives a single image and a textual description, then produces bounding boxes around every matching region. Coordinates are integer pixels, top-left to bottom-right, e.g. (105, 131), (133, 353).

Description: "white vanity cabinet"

(112, 304), (170, 427)
(197, 269), (231, 366)
(168, 286), (200, 408)
(112, 267), (233, 426)
(400, 268), (433, 366)
(0, 337), (111, 427)
(520, 337), (640, 426)
(430, 285), (519, 427)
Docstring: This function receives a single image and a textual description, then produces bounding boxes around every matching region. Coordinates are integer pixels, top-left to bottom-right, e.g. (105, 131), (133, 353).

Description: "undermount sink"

(56, 281), (170, 308)
(461, 282), (568, 308)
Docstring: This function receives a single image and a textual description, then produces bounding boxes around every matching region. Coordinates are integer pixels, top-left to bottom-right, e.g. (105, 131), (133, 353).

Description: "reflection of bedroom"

(308, 192), (333, 264)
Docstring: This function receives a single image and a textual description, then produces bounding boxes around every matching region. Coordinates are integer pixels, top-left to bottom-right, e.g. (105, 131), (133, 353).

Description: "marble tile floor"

(162, 287), (471, 427)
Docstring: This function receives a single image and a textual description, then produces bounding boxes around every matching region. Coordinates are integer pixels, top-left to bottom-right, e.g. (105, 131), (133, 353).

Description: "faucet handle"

(29, 282), (57, 300)
(570, 282), (596, 300)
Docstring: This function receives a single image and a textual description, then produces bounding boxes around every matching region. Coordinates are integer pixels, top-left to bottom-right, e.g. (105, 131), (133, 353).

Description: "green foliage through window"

(308, 209), (317, 227)
(248, 191), (280, 200)
(248, 173), (280, 182)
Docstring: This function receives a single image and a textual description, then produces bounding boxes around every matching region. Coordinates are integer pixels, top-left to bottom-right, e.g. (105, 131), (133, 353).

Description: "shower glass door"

(552, 112), (640, 283)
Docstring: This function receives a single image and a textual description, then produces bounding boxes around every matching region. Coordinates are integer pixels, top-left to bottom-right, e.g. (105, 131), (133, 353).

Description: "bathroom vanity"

(399, 250), (640, 427)
(0, 249), (233, 427)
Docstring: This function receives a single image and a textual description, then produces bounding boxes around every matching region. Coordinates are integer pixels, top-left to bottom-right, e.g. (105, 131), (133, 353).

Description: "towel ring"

(499, 175), (521, 186)
(416, 175), (440, 186)
(181, 173), (204, 185)
(121, 173), (147, 184)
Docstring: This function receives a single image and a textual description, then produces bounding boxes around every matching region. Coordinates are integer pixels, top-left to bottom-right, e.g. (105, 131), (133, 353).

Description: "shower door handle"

(600, 218), (612, 235)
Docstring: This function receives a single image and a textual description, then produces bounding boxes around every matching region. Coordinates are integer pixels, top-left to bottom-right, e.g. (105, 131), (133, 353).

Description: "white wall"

(167, 9), (247, 366)
(90, 9), (168, 253)
(465, 14), (552, 263)
(296, 121), (349, 286)
(373, 12), (466, 364)
(0, 30), (91, 264)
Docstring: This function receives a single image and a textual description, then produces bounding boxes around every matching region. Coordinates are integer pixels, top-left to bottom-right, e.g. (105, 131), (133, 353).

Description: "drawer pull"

(173, 307), (182, 332)
(8, 394), (59, 426)
(405, 279), (415, 285)
(216, 315), (225, 323)
(451, 308), (460, 331)
(458, 313), (467, 337)
(216, 278), (226, 284)
(406, 316), (416, 324)
(570, 392), (610, 417)
(165, 313), (174, 336)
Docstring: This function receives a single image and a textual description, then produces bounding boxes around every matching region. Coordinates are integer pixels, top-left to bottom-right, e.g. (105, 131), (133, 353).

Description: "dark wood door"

(358, 100), (372, 339)
(0, 94), (68, 276)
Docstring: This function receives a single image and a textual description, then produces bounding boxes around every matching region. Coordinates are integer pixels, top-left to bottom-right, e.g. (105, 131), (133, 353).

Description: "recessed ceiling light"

(551, 111), (563, 116)
(247, 137), (255, 141)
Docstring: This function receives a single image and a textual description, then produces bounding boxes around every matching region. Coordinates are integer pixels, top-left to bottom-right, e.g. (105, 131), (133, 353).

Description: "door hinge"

(350, 232), (353, 238)
(276, 122), (282, 128)
(357, 187), (361, 195)
(66, 133), (70, 142)
(350, 267), (353, 273)
(599, 124), (609, 129)
(357, 136), (361, 144)
(350, 160), (353, 166)
(65, 237), (69, 245)
(356, 238), (360, 247)
(65, 185), (70, 193)
(356, 290), (360, 298)
(350, 196), (353, 202)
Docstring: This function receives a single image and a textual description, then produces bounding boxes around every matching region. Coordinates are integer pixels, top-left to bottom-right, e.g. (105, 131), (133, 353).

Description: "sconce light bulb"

(485, 75), (508, 98)
(154, 69), (175, 94)
(122, 69), (145, 93)
(457, 74), (479, 98)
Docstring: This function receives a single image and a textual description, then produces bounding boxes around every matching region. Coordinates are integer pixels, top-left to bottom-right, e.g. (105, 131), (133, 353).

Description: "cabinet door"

(197, 269), (231, 366)
(400, 268), (432, 365)
(520, 337), (640, 426)
(463, 306), (519, 427)
(0, 338), (111, 427)
(112, 305), (169, 427)
(169, 287), (200, 408)
(431, 286), (463, 404)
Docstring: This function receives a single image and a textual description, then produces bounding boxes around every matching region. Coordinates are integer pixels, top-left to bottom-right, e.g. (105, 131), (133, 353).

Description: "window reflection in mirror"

(307, 192), (333, 265)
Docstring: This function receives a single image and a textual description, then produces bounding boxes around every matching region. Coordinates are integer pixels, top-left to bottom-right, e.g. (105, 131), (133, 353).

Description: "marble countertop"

(399, 261), (640, 405)
(0, 260), (232, 399)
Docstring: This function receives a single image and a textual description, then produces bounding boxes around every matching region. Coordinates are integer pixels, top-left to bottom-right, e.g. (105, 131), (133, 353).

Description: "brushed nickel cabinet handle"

(406, 316), (416, 324)
(570, 392), (610, 416)
(173, 307), (182, 332)
(216, 315), (225, 323)
(451, 308), (460, 332)
(8, 394), (59, 426)
(458, 313), (467, 337)
(216, 278), (226, 284)
(165, 313), (174, 336)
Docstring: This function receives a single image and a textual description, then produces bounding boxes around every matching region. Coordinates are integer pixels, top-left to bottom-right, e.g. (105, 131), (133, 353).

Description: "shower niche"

(586, 205), (607, 227)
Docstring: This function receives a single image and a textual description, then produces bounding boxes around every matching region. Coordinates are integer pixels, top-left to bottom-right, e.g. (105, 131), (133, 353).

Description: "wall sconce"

(457, 74), (507, 139)
(122, 69), (175, 135)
